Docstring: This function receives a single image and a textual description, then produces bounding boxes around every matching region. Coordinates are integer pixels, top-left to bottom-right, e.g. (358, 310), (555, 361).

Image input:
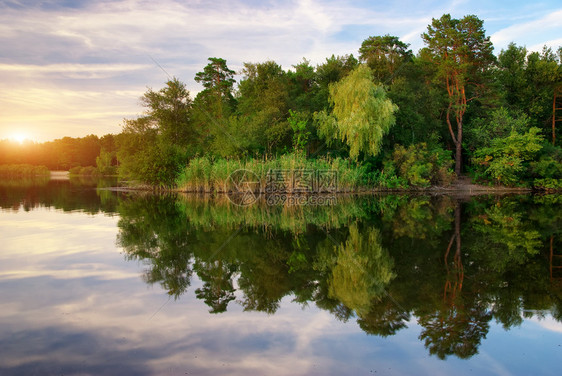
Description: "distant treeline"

(0, 164), (49, 177)
(0, 134), (118, 171)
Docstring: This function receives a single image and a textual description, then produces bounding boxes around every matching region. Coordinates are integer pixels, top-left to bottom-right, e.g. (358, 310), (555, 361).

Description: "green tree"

(194, 57), (236, 100)
(96, 148), (116, 175)
(287, 58), (321, 113)
(288, 109), (311, 152)
(315, 54), (358, 110)
(465, 107), (529, 151)
(497, 43), (528, 110)
(359, 34), (413, 83)
(141, 77), (194, 147)
(314, 64), (397, 160)
(192, 58), (237, 154)
(236, 61), (292, 154)
(116, 78), (195, 185)
(472, 126), (544, 186)
(422, 14), (496, 175)
(193, 58), (236, 123)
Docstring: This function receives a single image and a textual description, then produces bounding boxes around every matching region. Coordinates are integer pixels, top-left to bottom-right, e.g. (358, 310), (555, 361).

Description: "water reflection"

(2, 177), (562, 372)
(115, 192), (562, 360)
(0, 176), (120, 213)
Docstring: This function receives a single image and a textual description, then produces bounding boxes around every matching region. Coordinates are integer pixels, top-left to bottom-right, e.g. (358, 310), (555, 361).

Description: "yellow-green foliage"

(326, 225), (395, 316)
(315, 64), (397, 160)
(533, 178), (562, 190)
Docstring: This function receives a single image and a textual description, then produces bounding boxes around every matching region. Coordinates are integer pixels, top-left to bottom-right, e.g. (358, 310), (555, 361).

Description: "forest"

(1, 13), (561, 189)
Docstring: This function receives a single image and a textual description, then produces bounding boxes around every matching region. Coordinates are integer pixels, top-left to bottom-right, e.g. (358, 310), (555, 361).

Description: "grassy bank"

(175, 146), (457, 193)
(176, 153), (371, 193)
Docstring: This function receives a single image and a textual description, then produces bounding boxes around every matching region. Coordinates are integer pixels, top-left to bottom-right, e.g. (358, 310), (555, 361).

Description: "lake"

(1, 176), (562, 375)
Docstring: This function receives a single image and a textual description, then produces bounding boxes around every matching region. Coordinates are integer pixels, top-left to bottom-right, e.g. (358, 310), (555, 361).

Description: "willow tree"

(422, 14), (495, 175)
(314, 64), (397, 160)
(327, 224), (395, 317)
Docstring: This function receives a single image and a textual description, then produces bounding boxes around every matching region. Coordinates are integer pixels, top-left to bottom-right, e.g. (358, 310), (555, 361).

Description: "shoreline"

(99, 184), (538, 197)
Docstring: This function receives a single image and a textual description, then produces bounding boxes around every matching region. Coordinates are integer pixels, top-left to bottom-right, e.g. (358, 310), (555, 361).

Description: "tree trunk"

(455, 141), (462, 176)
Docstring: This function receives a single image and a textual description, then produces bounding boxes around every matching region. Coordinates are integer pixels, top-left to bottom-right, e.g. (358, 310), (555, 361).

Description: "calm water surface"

(1, 177), (562, 375)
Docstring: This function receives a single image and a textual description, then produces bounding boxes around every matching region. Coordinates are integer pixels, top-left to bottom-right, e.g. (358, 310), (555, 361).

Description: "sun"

(9, 133), (28, 144)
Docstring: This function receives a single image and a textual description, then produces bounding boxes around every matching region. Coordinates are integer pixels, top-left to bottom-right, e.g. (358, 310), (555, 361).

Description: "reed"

(176, 153), (371, 193)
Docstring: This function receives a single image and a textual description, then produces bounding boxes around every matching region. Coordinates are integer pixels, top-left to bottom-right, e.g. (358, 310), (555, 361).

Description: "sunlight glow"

(9, 133), (28, 144)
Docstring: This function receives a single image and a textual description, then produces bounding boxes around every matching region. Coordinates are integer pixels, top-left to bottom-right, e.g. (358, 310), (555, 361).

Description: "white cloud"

(491, 9), (562, 51)
(530, 316), (562, 334)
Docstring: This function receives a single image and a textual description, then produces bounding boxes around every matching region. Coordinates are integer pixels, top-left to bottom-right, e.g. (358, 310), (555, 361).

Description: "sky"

(1, 0), (561, 143)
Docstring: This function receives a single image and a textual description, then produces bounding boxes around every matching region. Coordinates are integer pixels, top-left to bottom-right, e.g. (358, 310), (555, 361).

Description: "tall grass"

(0, 164), (50, 177)
(176, 153), (371, 193)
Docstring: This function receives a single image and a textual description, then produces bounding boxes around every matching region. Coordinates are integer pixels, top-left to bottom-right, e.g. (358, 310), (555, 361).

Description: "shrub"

(530, 153), (562, 179)
(533, 178), (562, 190)
(383, 143), (455, 187)
(472, 127), (543, 186)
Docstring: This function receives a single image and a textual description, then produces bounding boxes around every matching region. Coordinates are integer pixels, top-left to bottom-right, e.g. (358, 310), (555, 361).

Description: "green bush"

(533, 178), (562, 190)
(472, 127), (544, 186)
(382, 143), (455, 187)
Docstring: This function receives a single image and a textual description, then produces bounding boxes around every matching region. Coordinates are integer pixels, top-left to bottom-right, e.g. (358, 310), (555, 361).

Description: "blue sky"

(1, 0), (561, 142)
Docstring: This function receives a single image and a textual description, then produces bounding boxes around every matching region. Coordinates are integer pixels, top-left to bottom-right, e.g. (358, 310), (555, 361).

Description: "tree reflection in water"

(115, 192), (562, 360)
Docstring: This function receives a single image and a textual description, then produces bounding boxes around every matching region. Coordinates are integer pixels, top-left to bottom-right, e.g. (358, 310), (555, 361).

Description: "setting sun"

(9, 133), (28, 144)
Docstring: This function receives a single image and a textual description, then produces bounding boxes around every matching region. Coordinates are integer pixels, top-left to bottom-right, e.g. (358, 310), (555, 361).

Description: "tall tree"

(359, 34), (413, 83)
(193, 58), (237, 153)
(194, 57), (236, 119)
(497, 43), (528, 109)
(422, 14), (495, 175)
(315, 54), (358, 109)
(236, 60), (292, 154)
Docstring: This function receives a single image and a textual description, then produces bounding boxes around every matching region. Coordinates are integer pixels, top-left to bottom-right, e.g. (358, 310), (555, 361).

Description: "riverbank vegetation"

(1, 13), (560, 190)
